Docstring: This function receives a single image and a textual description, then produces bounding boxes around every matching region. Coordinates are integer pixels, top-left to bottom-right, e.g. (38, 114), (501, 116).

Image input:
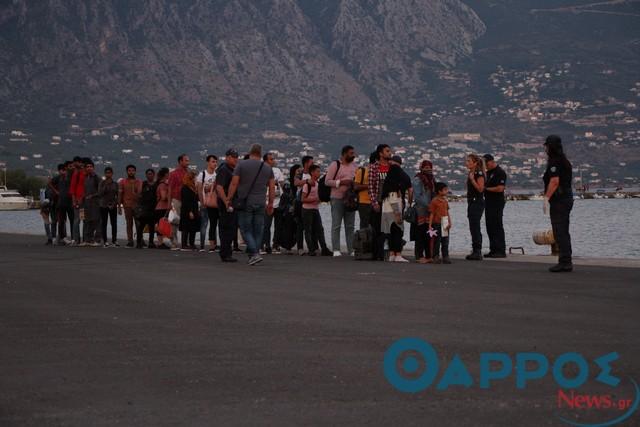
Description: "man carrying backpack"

(324, 145), (358, 257)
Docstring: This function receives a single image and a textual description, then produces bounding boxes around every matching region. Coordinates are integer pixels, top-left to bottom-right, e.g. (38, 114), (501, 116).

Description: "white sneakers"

(389, 255), (410, 263)
(333, 251), (342, 257)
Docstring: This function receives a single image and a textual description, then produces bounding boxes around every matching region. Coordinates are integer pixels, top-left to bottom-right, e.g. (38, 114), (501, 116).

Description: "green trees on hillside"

(0, 170), (46, 197)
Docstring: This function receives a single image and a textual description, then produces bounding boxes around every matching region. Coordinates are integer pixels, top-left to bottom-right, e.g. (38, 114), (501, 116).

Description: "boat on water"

(528, 194), (545, 201)
(613, 192), (627, 199)
(0, 186), (31, 210)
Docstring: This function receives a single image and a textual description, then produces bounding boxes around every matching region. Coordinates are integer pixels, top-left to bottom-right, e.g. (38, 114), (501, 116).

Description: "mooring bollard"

(532, 230), (559, 255)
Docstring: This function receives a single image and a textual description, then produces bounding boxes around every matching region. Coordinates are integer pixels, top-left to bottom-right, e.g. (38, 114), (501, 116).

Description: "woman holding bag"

(179, 171), (200, 250)
(411, 160), (436, 264)
(197, 155), (219, 252)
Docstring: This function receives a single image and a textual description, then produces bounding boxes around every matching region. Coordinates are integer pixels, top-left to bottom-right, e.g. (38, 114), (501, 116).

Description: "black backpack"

(318, 160), (340, 203)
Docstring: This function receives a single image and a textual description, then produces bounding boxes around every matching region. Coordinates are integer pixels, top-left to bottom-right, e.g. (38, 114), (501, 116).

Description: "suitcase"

(353, 226), (374, 261)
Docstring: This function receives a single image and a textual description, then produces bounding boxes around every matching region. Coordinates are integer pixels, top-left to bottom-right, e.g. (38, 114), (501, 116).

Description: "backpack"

(353, 226), (374, 261)
(318, 160), (340, 203)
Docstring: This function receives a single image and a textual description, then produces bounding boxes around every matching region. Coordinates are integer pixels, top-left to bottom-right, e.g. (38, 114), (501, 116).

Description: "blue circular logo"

(383, 337), (439, 393)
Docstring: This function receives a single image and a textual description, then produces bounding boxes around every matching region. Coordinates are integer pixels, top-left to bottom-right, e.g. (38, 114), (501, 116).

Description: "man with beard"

(325, 145), (358, 257)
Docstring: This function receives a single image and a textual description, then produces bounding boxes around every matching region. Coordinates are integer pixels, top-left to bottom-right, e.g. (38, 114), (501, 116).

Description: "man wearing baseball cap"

(483, 154), (507, 258)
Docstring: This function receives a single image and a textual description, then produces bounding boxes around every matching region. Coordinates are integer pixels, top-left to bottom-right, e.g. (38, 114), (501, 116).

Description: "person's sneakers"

(208, 248), (216, 253)
(393, 256), (410, 263)
(112, 241), (120, 247)
(63, 237), (72, 245)
(265, 247), (273, 255)
(417, 258), (432, 264)
(89, 242), (101, 247)
(387, 255), (396, 262)
(199, 248), (207, 252)
(349, 251), (355, 257)
(465, 252), (483, 261)
(221, 257), (238, 263)
(170, 246), (181, 251)
(484, 252), (495, 258)
(103, 242), (111, 248)
(248, 255), (264, 266)
(432, 256), (442, 264)
(126, 241), (134, 248)
(333, 251), (342, 257)
(549, 263), (573, 273)
(78, 242), (88, 247)
(259, 249), (267, 255)
(308, 251), (317, 256)
(45, 239), (53, 245)
(491, 252), (507, 258)
(442, 257), (452, 264)
(233, 246), (242, 252)
(320, 248), (332, 256)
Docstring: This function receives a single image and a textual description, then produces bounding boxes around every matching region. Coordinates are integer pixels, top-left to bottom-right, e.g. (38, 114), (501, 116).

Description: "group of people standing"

(40, 135), (574, 272)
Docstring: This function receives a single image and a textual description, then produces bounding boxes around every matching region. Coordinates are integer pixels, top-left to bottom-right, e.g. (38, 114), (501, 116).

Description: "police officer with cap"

(483, 154), (507, 258)
(543, 135), (574, 272)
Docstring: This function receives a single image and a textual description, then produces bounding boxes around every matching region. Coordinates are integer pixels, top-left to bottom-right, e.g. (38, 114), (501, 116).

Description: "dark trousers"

(262, 212), (274, 250)
(431, 223), (449, 258)
(272, 209), (282, 248)
(295, 215), (304, 250)
(302, 208), (324, 253)
(100, 207), (118, 243)
(207, 207), (219, 243)
(414, 223), (431, 259)
(137, 214), (155, 246)
(49, 205), (58, 239)
(550, 198), (573, 265)
(57, 205), (74, 240)
(388, 223), (404, 253)
(485, 200), (506, 254)
(85, 219), (101, 243)
(358, 203), (372, 229)
(467, 200), (484, 252)
(370, 210), (385, 260)
(181, 230), (196, 248)
(219, 208), (238, 259)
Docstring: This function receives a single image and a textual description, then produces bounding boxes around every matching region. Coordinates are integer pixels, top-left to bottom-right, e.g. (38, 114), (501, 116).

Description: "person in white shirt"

(196, 155), (218, 252)
(261, 152), (284, 253)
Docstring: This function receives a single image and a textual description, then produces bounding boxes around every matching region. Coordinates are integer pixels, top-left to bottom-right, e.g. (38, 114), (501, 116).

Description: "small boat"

(613, 192), (626, 199)
(0, 186), (31, 210)
(529, 194), (545, 201)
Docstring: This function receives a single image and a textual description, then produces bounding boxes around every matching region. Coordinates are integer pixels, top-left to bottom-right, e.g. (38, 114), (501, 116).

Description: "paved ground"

(0, 233), (638, 426)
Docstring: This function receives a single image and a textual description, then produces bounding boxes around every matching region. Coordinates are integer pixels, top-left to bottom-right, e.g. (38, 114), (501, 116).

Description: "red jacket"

(70, 169), (86, 203)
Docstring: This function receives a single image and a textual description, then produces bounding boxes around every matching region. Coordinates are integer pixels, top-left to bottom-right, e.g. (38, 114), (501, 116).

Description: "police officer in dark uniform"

(543, 135), (574, 273)
(465, 154), (485, 261)
(483, 154), (507, 258)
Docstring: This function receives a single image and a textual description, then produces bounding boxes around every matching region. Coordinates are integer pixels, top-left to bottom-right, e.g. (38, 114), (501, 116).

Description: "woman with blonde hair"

(179, 170), (200, 250)
(465, 154), (485, 260)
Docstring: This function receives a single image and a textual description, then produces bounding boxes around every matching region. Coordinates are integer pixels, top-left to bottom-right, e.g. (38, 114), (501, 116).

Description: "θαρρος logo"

(383, 338), (638, 426)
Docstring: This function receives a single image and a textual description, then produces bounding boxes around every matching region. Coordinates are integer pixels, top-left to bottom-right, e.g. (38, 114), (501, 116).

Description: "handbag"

(168, 208), (180, 225)
(234, 162), (264, 211)
(343, 183), (359, 212)
(403, 205), (417, 224)
(202, 171), (218, 208)
(157, 217), (172, 237)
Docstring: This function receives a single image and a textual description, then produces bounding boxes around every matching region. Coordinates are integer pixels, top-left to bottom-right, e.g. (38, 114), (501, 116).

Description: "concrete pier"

(1, 233), (638, 426)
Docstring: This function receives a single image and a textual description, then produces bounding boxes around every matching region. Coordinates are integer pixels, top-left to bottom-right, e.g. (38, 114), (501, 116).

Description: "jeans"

(550, 197), (573, 265)
(100, 207), (118, 243)
(56, 205), (73, 242)
(73, 207), (82, 242)
(431, 223), (449, 258)
(302, 208), (324, 253)
(218, 208), (238, 259)
(237, 204), (266, 257)
(358, 203), (372, 229)
(467, 200), (484, 252)
(485, 200), (506, 254)
(330, 198), (356, 253)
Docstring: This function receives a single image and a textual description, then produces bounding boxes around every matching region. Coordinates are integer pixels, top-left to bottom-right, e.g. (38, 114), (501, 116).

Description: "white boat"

(0, 186), (31, 210)
(529, 194), (545, 201)
(613, 192), (626, 199)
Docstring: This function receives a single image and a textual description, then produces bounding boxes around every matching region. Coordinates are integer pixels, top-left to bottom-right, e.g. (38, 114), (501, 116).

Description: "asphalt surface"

(0, 233), (638, 426)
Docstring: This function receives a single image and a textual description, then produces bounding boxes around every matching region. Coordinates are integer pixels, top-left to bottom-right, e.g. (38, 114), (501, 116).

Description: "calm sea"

(1, 199), (638, 259)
